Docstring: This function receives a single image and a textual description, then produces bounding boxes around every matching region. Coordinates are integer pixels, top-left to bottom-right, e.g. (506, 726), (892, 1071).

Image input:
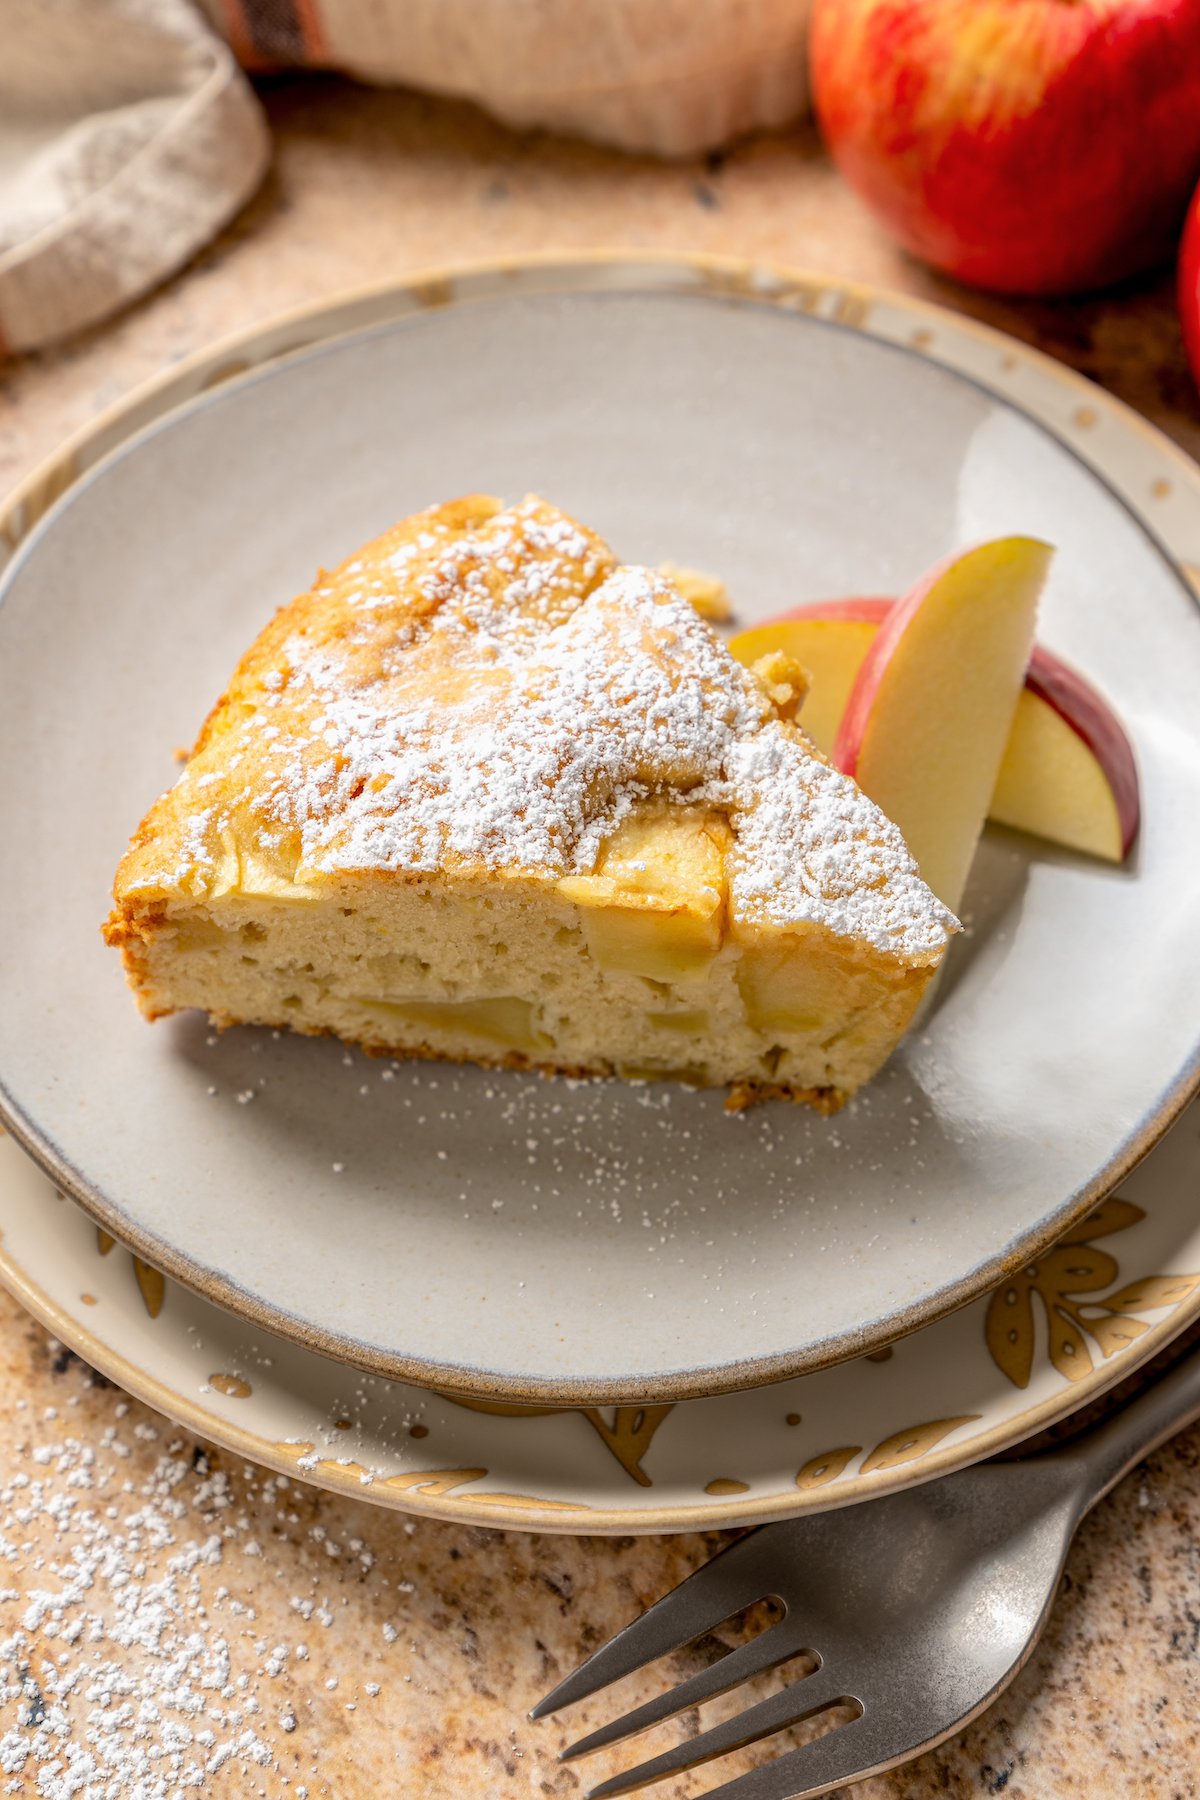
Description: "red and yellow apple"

(732, 587), (1140, 878)
(810, 0), (1200, 296)
(1180, 174), (1200, 391)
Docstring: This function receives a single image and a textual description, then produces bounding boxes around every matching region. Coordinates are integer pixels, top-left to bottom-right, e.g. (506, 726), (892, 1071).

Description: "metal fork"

(533, 1344), (1200, 1799)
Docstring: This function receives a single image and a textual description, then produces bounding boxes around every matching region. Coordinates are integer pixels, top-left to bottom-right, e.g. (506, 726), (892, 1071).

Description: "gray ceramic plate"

(2, 259), (1200, 1405)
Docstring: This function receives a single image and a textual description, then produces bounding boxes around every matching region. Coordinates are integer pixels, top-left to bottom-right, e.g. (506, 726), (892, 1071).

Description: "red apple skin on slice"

(732, 601), (1140, 863)
(990, 647), (1140, 862)
(832, 539), (1052, 912)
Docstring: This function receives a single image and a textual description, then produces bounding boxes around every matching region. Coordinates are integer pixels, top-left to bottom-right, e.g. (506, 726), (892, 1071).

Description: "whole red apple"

(1180, 175), (1200, 388)
(811, 0), (1200, 296)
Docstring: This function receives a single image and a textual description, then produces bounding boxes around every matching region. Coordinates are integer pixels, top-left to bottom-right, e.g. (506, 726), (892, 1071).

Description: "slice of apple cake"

(104, 495), (957, 1109)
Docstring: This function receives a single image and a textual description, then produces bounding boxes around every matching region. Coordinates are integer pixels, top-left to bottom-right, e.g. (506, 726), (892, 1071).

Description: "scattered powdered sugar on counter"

(0, 1374), (412, 1799)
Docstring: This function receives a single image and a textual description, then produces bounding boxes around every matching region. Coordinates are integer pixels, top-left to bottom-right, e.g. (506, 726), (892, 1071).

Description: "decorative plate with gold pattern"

(2, 258), (1200, 1414)
(1, 1099), (1198, 1533)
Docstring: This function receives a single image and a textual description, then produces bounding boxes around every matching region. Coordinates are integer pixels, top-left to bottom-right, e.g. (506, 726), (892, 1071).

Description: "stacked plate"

(2, 257), (1199, 1533)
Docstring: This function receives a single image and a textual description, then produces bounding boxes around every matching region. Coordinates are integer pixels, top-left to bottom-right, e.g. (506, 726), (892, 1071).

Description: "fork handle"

(1059, 1340), (1200, 1518)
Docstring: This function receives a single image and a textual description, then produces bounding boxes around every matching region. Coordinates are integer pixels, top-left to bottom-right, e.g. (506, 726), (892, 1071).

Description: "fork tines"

(532, 1532), (871, 1799)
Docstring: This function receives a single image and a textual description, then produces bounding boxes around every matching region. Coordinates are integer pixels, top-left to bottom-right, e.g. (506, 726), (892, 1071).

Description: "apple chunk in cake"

(104, 495), (957, 1109)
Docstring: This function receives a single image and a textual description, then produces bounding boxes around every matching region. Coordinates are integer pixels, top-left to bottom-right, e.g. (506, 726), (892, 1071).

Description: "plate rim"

(3, 251), (1200, 1406)
(2, 1131), (1198, 1535)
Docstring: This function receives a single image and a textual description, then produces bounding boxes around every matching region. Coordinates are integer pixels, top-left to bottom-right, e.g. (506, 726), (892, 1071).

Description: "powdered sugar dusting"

(0, 1361), (422, 1799)
(139, 498), (955, 961)
(1, 1418), (283, 1794)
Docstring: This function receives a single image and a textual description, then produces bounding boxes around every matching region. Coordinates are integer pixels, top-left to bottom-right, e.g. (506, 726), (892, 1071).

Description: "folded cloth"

(0, 0), (269, 356)
(196, 0), (812, 159)
(1, 0), (811, 357)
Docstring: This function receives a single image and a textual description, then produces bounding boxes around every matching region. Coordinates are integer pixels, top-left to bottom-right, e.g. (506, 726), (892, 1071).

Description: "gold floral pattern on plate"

(55, 1155), (1200, 1520)
(445, 1397), (675, 1486)
(81, 1184), (1200, 1501)
(96, 1228), (166, 1319)
(986, 1197), (1200, 1389)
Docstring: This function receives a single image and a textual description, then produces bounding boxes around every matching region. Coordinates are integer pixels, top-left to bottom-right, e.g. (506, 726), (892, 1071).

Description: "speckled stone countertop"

(2, 77), (1200, 1799)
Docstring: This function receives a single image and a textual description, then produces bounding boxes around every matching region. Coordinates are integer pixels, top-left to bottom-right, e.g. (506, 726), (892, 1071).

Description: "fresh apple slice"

(730, 600), (1140, 861)
(990, 649), (1139, 862)
(832, 539), (1051, 911)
